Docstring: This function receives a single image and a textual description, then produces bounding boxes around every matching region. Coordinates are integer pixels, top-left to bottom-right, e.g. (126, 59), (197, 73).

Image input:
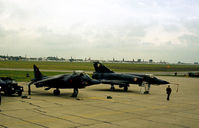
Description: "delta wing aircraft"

(28, 65), (100, 97)
(92, 62), (169, 93)
(92, 62), (143, 91)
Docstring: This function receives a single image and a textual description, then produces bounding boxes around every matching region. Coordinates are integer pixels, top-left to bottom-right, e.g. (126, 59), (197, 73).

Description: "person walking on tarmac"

(166, 85), (172, 101)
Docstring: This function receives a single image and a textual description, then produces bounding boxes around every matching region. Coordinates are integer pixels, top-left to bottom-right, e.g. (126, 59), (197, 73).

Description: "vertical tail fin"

(93, 62), (114, 73)
(33, 65), (43, 81)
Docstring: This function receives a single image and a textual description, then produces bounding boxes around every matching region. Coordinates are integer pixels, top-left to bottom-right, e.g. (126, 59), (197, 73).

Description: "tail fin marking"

(93, 62), (113, 73)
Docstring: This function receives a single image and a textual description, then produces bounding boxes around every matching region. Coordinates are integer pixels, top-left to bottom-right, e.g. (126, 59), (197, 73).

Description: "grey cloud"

(0, 0), (199, 62)
(0, 25), (6, 37)
(0, 1), (26, 19)
(183, 19), (199, 35)
(163, 24), (181, 32)
(89, 24), (147, 48)
(34, 28), (86, 50)
(179, 34), (199, 45)
(0, 1), (4, 14)
(140, 42), (155, 46)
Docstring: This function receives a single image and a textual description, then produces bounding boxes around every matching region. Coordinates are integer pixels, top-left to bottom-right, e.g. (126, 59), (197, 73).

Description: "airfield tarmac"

(0, 76), (199, 128)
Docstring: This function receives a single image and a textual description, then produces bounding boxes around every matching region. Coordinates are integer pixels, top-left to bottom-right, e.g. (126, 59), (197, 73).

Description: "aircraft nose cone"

(161, 80), (170, 84)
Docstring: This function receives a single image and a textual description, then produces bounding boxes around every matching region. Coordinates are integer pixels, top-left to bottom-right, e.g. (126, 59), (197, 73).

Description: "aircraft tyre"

(124, 86), (128, 92)
(110, 84), (115, 91)
(53, 89), (60, 96)
(110, 87), (115, 91)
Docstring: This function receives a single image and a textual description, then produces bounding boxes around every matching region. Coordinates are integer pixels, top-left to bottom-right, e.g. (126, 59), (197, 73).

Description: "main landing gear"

(72, 88), (78, 97)
(53, 88), (79, 97)
(110, 84), (129, 92)
(124, 86), (128, 92)
(120, 84), (129, 92)
(110, 84), (115, 91)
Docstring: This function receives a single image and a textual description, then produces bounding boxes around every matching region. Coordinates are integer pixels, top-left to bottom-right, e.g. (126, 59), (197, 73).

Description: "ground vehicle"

(0, 77), (23, 96)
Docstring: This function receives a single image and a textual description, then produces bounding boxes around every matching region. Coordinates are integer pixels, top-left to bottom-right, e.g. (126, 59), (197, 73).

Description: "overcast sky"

(0, 0), (199, 63)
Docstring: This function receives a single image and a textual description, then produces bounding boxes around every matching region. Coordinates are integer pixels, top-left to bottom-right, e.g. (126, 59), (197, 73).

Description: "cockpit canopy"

(146, 74), (157, 79)
(73, 71), (91, 79)
(146, 74), (155, 78)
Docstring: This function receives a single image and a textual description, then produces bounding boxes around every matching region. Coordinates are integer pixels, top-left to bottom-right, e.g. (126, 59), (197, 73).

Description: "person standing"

(166, 85), (172, 101)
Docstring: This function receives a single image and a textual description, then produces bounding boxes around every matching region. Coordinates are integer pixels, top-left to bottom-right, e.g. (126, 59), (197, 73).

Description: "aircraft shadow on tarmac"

(29, 91), (76, 99)
(0, 94), (21, 97)
(90, 88), (141, 94)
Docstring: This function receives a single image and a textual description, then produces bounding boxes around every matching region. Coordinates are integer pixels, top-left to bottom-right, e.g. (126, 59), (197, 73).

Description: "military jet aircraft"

(28, 65), (100, 97)
(0, 77), (23, 96)
(92, 62), (169, 93)
(92, 62), (144, 91)
(188, 72), (199, 77)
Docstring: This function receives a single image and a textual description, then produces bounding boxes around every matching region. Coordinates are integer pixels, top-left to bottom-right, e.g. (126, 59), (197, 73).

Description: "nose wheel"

(124, 86), (128, 92)
(144, 83), (150, 94)
(53, 89), (60, 96)
(140, 82), (150, 94)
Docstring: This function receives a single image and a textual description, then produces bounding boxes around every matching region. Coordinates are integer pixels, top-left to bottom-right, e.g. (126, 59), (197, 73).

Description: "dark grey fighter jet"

(92, 62), (169, 93)
(92, 62), (144, 91)
(28, 65), (100, 97)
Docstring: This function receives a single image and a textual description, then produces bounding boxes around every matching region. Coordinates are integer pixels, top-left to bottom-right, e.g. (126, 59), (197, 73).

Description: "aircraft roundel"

(97, 63), (101, 67)
(134, 78), (137, 81)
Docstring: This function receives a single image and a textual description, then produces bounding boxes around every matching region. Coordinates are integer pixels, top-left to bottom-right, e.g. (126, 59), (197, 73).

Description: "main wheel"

(72, 88), (78, 97)
(110, 85), (115, 91)
(124, 86), (128, 92)
(53, 89), (60, 96)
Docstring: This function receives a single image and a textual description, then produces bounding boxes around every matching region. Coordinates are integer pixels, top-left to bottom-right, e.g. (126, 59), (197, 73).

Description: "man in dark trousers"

(166, 85), (172, 101)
